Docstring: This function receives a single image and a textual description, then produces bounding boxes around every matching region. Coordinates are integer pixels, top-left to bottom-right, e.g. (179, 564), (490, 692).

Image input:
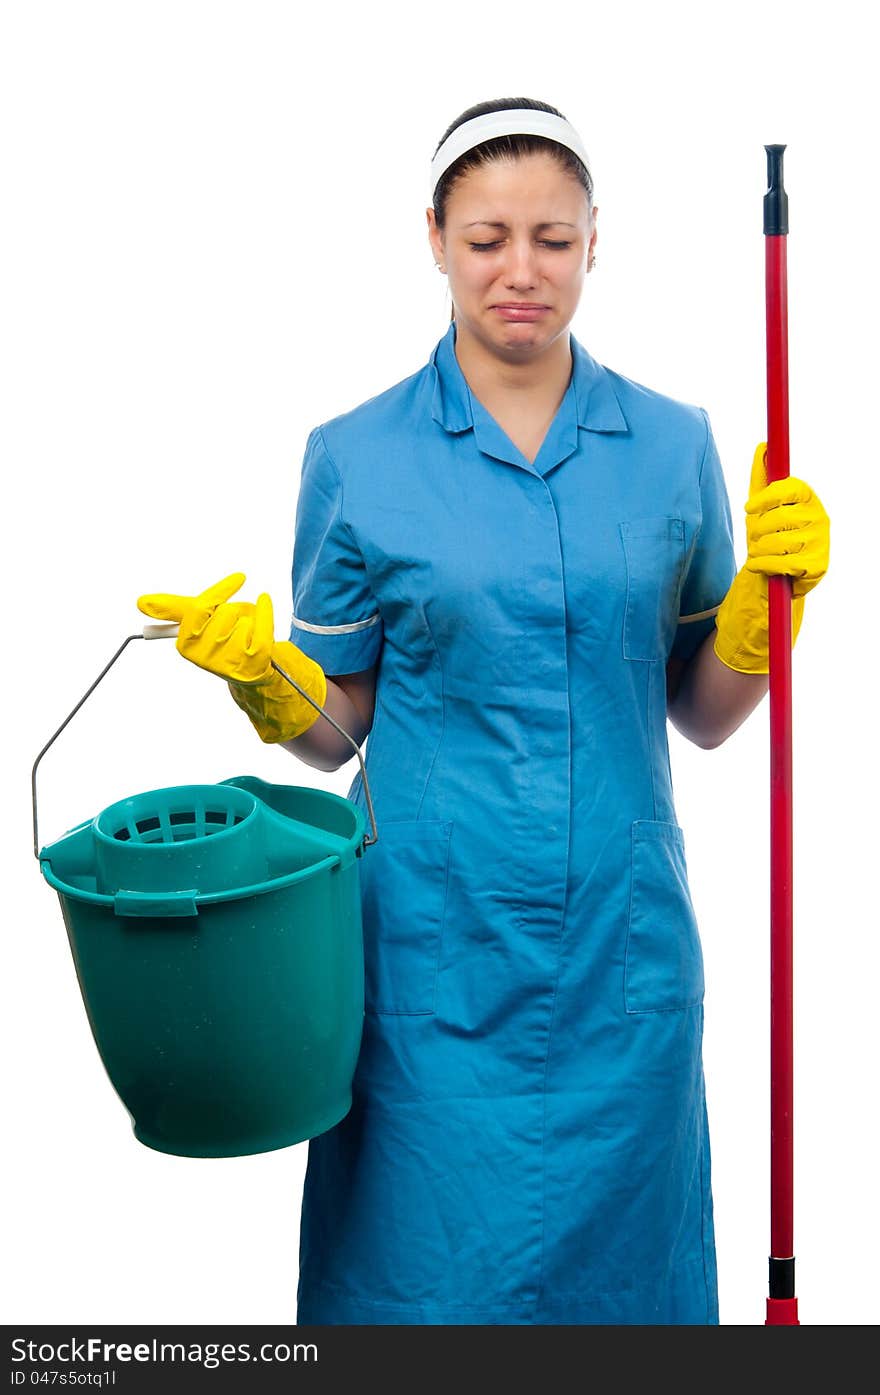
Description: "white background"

(2, 0), (875, 1326)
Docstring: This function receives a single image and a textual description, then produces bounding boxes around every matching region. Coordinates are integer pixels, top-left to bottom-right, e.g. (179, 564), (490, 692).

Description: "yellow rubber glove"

(136, 573), (327, 743)
(714, 443), (830, 674)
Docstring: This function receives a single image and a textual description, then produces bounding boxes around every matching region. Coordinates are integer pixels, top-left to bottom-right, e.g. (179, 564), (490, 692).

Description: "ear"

(426, 210), (444, 264)
(588, 210), (598, 256)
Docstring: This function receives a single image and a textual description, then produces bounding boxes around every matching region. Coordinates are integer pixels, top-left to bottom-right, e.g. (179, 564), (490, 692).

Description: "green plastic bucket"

(38, 774), (368, 1158)
(33, 622), (379, 1160)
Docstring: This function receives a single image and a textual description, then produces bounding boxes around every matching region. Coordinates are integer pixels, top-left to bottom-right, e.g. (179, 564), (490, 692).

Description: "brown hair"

(431, 97), (595, 323)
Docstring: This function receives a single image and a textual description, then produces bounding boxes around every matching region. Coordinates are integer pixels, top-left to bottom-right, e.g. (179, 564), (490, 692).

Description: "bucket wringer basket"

(32, 623), (378, 1159)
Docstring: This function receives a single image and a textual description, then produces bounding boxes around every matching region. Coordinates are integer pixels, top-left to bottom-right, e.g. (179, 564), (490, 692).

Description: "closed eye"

(469, 240), (572, 252)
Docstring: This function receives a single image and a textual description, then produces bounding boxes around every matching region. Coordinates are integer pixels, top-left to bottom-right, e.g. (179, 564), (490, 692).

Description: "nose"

(502, 239), (539, 290)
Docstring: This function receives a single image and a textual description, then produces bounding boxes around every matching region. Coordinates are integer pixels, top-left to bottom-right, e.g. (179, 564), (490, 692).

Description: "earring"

(436, 264), (445, 273)
(589, 256), (597, 272)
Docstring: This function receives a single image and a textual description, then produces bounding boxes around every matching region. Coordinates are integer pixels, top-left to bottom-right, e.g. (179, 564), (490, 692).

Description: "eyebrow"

(463, 220), (578, 230)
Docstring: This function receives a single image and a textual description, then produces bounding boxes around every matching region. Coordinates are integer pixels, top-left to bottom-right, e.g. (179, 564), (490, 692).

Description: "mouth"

(492, 304), (550, 320)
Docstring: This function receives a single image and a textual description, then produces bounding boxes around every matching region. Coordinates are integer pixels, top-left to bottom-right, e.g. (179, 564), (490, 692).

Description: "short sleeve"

(669, 408), (738, 663)
(289, 426), (384, 674)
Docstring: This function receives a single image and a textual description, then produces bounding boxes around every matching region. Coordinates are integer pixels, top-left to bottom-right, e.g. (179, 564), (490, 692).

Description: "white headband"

(429, 108), (592, 201)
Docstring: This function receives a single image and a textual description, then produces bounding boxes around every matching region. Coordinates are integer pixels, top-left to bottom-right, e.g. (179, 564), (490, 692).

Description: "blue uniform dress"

(288, 320), (737, 1325)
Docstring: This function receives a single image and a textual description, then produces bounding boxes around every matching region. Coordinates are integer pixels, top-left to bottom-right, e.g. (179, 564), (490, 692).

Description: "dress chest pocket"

(619, 516), (686, 662)
(358, 819), (453, 1016)
(625, 819), (705, 1013)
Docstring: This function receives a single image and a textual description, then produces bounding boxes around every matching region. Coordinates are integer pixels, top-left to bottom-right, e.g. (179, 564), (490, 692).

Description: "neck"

(452, 319), (573, 404)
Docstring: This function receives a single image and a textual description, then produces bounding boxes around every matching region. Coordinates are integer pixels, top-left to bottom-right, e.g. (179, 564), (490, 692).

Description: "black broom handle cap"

(764, 144), (789, 236)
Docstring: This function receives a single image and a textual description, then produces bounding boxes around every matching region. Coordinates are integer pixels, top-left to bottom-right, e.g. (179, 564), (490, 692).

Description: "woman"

(138, 97), (830, 1324)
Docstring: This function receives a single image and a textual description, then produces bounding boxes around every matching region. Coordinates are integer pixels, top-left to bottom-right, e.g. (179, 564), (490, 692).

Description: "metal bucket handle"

(31, 622), (378, 861)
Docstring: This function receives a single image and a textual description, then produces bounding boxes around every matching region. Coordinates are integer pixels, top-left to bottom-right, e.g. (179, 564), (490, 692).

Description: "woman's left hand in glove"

(714, 441), (830, 674)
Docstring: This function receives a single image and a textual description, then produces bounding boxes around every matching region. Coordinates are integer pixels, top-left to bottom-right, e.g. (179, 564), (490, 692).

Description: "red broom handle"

(763, 144), (799, 1327)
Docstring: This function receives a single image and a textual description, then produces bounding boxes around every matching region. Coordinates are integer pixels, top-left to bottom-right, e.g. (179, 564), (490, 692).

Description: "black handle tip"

(764, 144), (789, 236)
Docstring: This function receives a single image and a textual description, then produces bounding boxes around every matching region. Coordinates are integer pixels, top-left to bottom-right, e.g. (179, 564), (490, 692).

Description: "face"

(427, 151), (597, 360)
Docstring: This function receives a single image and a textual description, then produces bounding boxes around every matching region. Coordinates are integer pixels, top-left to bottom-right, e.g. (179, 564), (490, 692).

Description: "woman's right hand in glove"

(136, 572), (327, 743)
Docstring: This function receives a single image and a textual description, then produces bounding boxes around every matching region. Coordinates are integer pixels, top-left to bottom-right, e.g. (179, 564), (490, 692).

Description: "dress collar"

(429, 319), (628, 438)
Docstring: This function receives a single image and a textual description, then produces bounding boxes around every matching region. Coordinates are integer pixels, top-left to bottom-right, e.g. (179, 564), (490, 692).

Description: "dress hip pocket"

(625, 818), (705, 1013)
(359, 819), (453, 1016)
(619, 515), (686, 662)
